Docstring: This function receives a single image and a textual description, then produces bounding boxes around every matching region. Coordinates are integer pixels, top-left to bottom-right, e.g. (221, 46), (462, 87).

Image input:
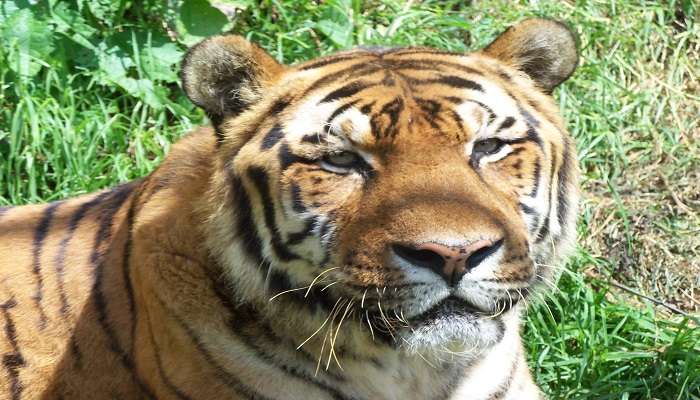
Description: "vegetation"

(1, 0), (698, 398)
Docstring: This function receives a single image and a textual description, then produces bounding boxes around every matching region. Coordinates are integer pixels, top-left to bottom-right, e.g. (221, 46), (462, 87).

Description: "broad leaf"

(2, 8), (54, 76)
(176, 0), (231, 46)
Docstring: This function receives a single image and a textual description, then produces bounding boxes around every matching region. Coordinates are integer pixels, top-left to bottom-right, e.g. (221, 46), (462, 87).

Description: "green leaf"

(315, 19), (353, 48)
(97, 46), (134, 83)
(86, 0), (124, 27)
(2, 8), (54, 76)
(315, 0), (354, 48)
(176, 0), (231, 46)
(0, 0), (30, 24)
(51, 2), (97, 50)
(139, 37), (184, 83)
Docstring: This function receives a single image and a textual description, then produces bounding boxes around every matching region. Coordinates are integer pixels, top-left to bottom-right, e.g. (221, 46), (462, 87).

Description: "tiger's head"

(184, 19), (579, 356)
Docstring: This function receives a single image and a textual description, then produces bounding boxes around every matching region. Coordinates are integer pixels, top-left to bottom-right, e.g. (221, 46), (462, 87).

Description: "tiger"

(0, 18), (579, 400)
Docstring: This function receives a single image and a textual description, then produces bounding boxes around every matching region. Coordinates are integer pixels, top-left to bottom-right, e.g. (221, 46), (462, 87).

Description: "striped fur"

(0, 19), (579, 399)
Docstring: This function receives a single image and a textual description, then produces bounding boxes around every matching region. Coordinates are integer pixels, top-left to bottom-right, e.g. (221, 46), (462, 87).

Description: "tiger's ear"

(482, 18), (578, 93)
(181, 35), (285, 121)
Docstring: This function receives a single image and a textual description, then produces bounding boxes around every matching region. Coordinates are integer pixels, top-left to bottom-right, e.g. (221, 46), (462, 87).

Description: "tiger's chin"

(396, 297), (507, 357)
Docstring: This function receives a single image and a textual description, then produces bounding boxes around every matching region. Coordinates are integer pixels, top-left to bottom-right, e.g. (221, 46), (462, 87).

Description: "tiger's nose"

(392, 239), (503, 285)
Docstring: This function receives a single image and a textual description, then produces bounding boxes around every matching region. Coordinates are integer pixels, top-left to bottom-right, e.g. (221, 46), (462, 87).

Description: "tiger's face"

(184, 19), (579, 354)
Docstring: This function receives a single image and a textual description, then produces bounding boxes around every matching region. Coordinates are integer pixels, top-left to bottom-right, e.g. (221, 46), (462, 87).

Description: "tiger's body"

(0, 19), (579, 400)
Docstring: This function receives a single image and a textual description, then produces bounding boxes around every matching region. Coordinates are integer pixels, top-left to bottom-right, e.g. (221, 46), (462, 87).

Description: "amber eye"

(321, 151), (361, 171)
(473, 138), (505, 156)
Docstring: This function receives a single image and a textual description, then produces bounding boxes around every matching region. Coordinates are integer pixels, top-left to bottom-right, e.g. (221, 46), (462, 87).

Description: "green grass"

(1, 0), (698, 398)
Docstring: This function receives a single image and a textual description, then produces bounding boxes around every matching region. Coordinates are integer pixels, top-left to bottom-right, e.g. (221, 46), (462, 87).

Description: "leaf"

(2, 8), (54, 76)
(0, 0), (30, 24)
(86, 0), (124, 27)
(51, 2), (97, 50)
(139, 38), (183, 83)
(176, 0), (231, 46)
(315, 19), (353, 49)
(97, 46), (134, 84)
(315, 0), (354, 48)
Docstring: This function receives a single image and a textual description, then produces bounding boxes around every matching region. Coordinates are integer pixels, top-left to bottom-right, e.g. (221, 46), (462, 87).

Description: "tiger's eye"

(322, 151), (359, 169)
(473, 138), (504, 155)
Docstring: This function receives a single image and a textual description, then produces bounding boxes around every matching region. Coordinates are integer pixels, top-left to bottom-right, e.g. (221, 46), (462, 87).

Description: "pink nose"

(392, 239), (502, 285)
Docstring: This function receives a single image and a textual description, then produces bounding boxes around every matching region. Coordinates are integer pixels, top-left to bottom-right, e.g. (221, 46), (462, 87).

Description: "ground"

(1, 0), (698, 398)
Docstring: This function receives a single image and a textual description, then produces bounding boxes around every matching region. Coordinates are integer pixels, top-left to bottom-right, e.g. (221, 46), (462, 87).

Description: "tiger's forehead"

(281, 51), (531, 147)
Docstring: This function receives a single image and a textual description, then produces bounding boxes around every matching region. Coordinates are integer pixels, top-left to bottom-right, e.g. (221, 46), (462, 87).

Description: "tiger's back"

(0, 130), (218, 399)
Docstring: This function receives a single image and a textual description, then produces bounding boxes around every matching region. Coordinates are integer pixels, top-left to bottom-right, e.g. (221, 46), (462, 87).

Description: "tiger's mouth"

(363, 294), (518, 341)
(408, 296), (486, 325)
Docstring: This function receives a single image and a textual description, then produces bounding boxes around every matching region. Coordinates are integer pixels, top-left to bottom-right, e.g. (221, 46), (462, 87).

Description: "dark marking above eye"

(360, 102), (375, 114)
(496, 117), (516, 133)
(416, 98), (441, 116)
(320, 81), (373, 104)
(278, 142), (314, 171)
(463, 99), (496, 125)
(428, 76), (483, 92)
(260, 124), (285, 150)
(301, 134), (324, 144)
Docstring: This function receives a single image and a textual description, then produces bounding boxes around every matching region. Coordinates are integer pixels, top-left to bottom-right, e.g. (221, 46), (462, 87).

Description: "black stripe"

(247, 167), (299, 262)
(289, 183), (307, 214)
(1, 298), (25, 400)
(228, 98), (291, 152)
(278, 142), (315, 172)
(392, 58), (485, 79)
(286, 218), (315, 245)
(269, 97), (291, 116)
(372, 97), (404, 139)
(535, 151), (558, 244)
(267, 269), (336, 312)
(529, 159), (541, 198)
(302, 64), (383, 98)
(324, 100), (359, 134)
(496, 116), (516, 132)
(154, 293), (275, 400)
(519, 106), (541, 128)
(415, 98), (441, 117)
(222, 306), (356, 400)
(69, 337), (83, 369)
(231, 175), (265, 266)
(501, 128), (543, 149)
(320, 81), (374, 104)
(88, 183), (157, 400)
(556, 143), (572, 232)
(519, 203), (536, 215)
(54, 191), (113, 317)
(31, 201), (61, 329)
(417, 76), (483, 91)
(145, 309), (194, 400)
(300, 54), (370, 71)
(260, 124), (285, 150)
(211, 114), (226, 146)
(301, 133), (326, 145)
(122, 183), (143, 356)
(208, 279), (346, 382)
(462, 99), (496, 124)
